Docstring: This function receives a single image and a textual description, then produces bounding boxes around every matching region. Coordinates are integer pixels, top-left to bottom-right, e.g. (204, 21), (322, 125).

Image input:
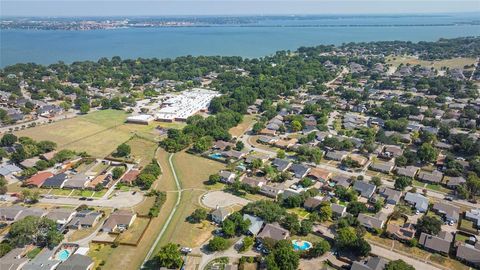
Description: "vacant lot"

(229, 114), (256, 138)
(172, 151), (226, 189)
(127, 137), (158, 167)
(386, 56), (477, 70)
(15, 110), (157, 158)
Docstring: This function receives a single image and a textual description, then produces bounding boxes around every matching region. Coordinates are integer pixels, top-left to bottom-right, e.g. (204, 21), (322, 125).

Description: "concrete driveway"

(201, 190), (250, 209)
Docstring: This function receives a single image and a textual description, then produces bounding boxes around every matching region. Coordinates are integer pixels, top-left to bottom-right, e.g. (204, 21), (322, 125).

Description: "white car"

(180, 247), (192, 254)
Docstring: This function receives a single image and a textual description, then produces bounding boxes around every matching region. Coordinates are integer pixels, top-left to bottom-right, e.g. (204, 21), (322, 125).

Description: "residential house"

(456, 243), (480, 268)
(0, 163), (22, 177)
(120, 169), (141, 185)
(378, 187), (402, 205)
(243, 214), (264, 236)
(42, 173), (68, 188)
(41, 150), (58, 161)
(289, 163), (310, 179)
(331, 174), (351, 188)
(358, 213), (386, 231)
(56, 254), (94, 270)
(25, 172), (54, 188)
(404, 192), (429, 212)
(102, 210), (137, 232)
(63, 174), (90, 189)
(419, 231), (453, 255)
(464, 209), (480, 228)
(244, 154), (269, 165)
(219, 170), (236, 184)
(260, 185), (284, 199)
(325, 150), (348, 161)
(382, 145), (404, 158)
(67, 210), (102, 229)
(307, 167), (332, 182)
(211, 207), (231, 224)
(395, 166), (419, 178)
(351, 257), (388, 270)
(418, 170), (443, 184)
(331, 203), (347, 218)
(241, 176), (266, 189)
(271, 158), (292, 172)
(445, 176), (466, 189)
(369, 161), (395, 173)
(45, 208), (77, 227)
(353, 181), (377, 198)
(349, 154), (368, 167)
(432, 202), (460, 223)
(213, 141), (233, 151)
(303, 197), (325, 211)
(20, 157), (40, 169)
(386, 223), (416, 242)
(16, 207), (47, 221)
(257, 223), (290, 242)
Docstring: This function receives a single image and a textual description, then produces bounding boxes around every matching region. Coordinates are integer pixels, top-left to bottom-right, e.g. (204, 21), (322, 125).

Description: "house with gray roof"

(211, 207), (231, 224)
(257, 223), (290, 242)
(418, 170), (443, 184)
(456, 243), (480, 267)
(289, 163), (310, 178)
(325, 150), (348, 161)
(404, 192), (428, 212)
(243, 214), (264, 236)
(219, 170), (236, 184)
(353, 181), (376, 198)
(45, 208), (77, 226)
(351, 257), (388, 270)
(445, 176), (466, 189)
(358, 213), (387, 231)
(23, 247), (61, 270)
(271, 158), (291, 172)
(331, 174), (351, 188)
(67, 210), (102, 229)
(0, 205), (26, 222)
(378, 187), (402, 205)
(331, 203), (347, 218)
(56, 254), (94, 270)
(0, 163), (22, 177)
(369, 161), (395, 173)
(260, 185), (284, 199)
(465, 209), (480, 228)
(419, 231), (453, 255)
(395, 166), (419, 178)
(432, 202), (460, 223)
(42, 173), (68, 188)
(16, 207), (47, 221)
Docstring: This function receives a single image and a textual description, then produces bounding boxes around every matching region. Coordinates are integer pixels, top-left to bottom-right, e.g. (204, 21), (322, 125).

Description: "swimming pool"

(57, 249), (71, 261)
(209, 153), (223, 159)
(292, 240), (313, 251)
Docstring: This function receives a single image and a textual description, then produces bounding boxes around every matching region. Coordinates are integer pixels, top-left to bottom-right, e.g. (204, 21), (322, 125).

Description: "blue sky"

(1, 0), (479, 17)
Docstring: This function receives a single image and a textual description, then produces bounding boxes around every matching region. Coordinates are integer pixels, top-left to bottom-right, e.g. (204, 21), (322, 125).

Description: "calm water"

(1, 14), (479, 67)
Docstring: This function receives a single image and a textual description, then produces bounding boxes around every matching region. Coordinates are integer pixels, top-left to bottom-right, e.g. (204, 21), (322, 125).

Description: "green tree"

(155, 243), (183, 269)
(291, 120), (303, 132)
(277, 149), (286, 159)
(305, 239), (330, 258)
(9, 216), (63, 248)
(188, 208), (208, 223)
(370, 176), (382, 187)
(0, 177), (8, 195)
(0, 133), (17, 146)
(394, 176), (412, 191)
(111, 167), (125, 180)
(240, 236), (254, 252)
(385, 259), (415, 270)
(207, 173), (221, 185)
(115, 143), (131, 157)
(235, 141), (244, 151)
(79, 103), (90, 114)
(265, 240), (299, 270)
(208, 236), (229, 251)
(317, 203), (332, 222)
(417, 143), (438, 164)
(416, 216), (442, 235)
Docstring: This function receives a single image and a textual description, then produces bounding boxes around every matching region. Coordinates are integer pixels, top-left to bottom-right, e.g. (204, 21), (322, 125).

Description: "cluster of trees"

(161, 111), (242, 153)
(335, 225), (371, 257)
(7, 216), (63, 249)
(146, 190), (167, 217)
(114, 143), (131, 157)
(134, 159), (161, 189)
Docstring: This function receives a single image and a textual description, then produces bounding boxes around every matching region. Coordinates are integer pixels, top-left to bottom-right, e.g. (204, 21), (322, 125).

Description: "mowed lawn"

(15, 110), (157, 158)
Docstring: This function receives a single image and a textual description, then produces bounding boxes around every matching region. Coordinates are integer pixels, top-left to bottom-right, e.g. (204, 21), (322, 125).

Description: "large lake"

(1, 13), (480, 67)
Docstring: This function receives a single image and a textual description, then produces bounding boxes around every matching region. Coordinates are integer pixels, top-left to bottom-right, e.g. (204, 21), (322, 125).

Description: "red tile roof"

(121, 169), (140, 184)
(26, 172), (54, 187)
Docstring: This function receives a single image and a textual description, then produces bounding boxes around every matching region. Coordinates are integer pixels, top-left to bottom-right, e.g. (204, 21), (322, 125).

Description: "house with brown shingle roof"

(121, 169), (141, 185)
(257, 223), (290, 242)
(456, 243), (480, 267)
(419, 231), (453, 255)
(386, 223), (416, 241)
(101, 210), (136, 232)
(307, 167), (332, 181)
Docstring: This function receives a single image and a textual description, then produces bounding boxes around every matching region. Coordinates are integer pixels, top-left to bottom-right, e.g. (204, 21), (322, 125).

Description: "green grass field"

(15, 110), (157, 158)
(127, 137), (158, 167)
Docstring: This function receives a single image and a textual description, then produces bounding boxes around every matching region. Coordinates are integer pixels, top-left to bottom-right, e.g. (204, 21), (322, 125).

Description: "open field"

(229, 114), (256, 138)
(156, 121), (187, 130)
(386, 56), (477, 70)
(89, 149), (178, 270)
(14, 110), (158, 158)
(172, 151), (226, 189)
(127, 137), (158, 167)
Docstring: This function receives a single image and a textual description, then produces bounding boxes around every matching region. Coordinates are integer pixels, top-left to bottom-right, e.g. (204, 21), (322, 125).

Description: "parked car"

(79, 197), (87, 201)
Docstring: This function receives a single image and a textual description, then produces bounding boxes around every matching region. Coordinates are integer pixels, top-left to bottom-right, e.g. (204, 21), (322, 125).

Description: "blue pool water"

(292, 240), (312, 251)
(57, 250), (71, 261)
(209, 153), (223, 160)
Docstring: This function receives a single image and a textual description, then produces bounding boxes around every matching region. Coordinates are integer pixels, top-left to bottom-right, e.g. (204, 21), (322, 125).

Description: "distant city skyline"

(1, 0), (479, 17)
